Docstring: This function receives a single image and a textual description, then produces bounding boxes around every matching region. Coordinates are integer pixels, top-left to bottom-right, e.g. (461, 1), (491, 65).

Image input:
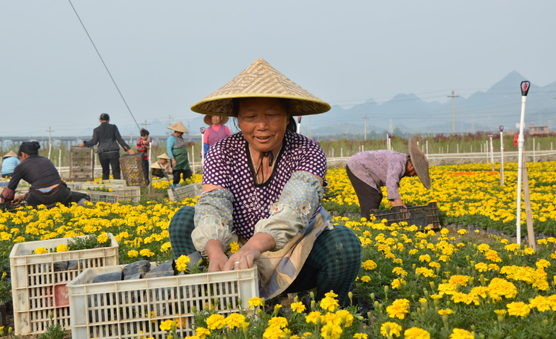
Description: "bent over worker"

(346, 138), (431, 220)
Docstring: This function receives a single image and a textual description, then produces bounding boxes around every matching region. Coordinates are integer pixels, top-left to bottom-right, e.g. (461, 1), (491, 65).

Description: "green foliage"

(38, 314), (68, 339)
(66, 234), (107, 251)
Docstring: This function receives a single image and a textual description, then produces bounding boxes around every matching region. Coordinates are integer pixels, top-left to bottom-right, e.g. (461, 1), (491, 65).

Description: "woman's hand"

(208, 252), (228, 272)
(79, 142), (85, 147)
(205, 239), (228, 272)
(172, 158), (177, 167)
(12, 195), (25, 204)
(128, 149), (135, 155)
(223, 233), (275, 271)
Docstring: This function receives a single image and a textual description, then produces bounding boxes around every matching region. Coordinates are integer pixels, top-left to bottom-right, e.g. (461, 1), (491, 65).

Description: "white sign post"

(499, 126), (504, 186)
(516, 81), (530, 245)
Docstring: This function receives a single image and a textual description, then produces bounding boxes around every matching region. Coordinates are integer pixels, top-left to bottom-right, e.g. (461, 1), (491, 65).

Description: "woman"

(169, 58), (361, 306)
(1, 151), (20, 178)
(346, 139), (431, 220)
(202, 115), (231, 156)
(151, 153), (172, 178)
(0, 142), (90, 207)
(166, 122), (191, 187)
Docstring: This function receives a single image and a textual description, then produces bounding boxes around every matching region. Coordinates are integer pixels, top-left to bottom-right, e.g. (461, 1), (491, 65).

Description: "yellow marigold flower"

(139, 249), (155, 257)
(224, 313), (245, 329)
(536, 259), (550, 269)
(529, 296), (553, 312)
(353, 334), (368, 339)
(35, 247), (48, 255)
(230, 241), (240, 254)
(320, 297), (339, 312)
(475, 262), (488, 272)
(97, 233), (109, 244)
(128, 250), (138, 258)
(263, 326), (285, 339)
(438, 308), (453, 315)
(391, 279), (405, 290)
(268, 316), (287, 329)
(380, 321), (402, 337)
(386, 299), (410, 319)
(306, 311), (322, 324)
(56, 244), (68, 252)
(449, 328), (474, 339)
(159, 320), (174, 331)
(335, 310), (354, 327)
(448, 275), (470, 287)
(361, 276), (371, 283)
(506, 302), (531, 317)
(248, 297), (263, 309)
(404, 327), (430, 339)
(524, 247), (535, 255)
(361, 260), (377, 270)
(206, 314), (226, 330)
(457, 229), (467, 235)
(195, 327), (211, 339)
(320, 322), (342, 339)
(291, 301), (306, 313)
(176, 255), (191, 272)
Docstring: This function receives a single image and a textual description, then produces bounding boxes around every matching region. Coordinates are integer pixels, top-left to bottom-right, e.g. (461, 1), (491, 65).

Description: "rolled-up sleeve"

(192, 189), (234, 255)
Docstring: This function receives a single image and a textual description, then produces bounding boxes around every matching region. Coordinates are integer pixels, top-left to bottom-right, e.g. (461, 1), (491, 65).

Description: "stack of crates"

(84, 186), (141, 204)
(69, 147), (95, 182)
(10, 234), (119, 335)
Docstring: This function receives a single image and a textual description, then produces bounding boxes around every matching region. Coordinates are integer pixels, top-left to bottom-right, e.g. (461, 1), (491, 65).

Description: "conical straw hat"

(2, 151), (17, 159)
(167, 122), (188, 133)
(150, 161), (161, 169)
(203, 115), (229, 126)
(191, 57), (331, 116)
(157, 153), (171, 160)
(408, 138), (431, 189)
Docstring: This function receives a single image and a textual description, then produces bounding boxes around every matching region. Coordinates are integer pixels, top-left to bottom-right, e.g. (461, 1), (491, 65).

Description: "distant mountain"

(302, 71), (556, 137)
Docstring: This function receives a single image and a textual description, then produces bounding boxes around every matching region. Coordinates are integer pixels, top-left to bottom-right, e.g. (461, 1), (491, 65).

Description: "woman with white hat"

(151, 153), (172, 178)
(202, 115), (231, 156)
(169, 58), (361, 306)
(166, 122), (191, 186)
(1, 151), (20, 179)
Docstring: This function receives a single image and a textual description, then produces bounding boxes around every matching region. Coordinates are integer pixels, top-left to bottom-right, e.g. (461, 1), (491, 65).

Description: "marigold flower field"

(0, 162), (555, 338)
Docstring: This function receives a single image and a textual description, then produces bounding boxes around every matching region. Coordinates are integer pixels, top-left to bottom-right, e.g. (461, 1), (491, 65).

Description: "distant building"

(529, 125), (549, 135)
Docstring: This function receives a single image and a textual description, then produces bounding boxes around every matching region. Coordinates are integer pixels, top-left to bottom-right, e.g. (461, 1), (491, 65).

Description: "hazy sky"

(1, 0), (555, 136)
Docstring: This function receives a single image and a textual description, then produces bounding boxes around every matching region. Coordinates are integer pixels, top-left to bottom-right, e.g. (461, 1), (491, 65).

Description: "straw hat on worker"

(167, 122), (188, 134)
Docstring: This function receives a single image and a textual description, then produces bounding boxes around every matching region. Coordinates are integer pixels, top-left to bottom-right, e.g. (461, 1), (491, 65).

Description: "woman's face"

(174, 131), (183, 137)
(211, 115), (221, 125)
(237, 98), (289, 154)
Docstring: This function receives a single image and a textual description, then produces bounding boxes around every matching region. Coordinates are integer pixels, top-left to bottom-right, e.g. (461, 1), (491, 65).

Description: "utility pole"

(447, 90), (459, 135)
(143, 119), (150, 130)
(362, 115), (368, 141)
(45, 126), (54, 160)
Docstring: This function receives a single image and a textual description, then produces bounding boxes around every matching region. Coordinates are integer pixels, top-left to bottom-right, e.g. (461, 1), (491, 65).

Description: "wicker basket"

(119, 154), (147, 187)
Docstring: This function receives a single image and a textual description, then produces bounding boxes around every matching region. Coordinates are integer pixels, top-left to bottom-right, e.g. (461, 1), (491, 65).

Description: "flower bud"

(370, 293), (375, 301)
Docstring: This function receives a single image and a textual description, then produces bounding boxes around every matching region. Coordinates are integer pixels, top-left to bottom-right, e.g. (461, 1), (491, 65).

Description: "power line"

(67, 0), (141, 132)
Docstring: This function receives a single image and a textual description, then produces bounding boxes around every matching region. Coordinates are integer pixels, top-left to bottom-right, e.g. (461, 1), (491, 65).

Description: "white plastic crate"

(83, 186), (141, 204)
(10, 234), (119, 335)
(168, 182), (202, 202)
(68, 265), (258, 339)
